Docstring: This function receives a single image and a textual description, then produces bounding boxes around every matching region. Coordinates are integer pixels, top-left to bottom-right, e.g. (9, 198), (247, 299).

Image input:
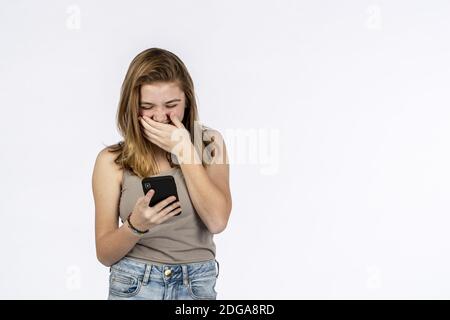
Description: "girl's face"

(139, 81), (186, 124)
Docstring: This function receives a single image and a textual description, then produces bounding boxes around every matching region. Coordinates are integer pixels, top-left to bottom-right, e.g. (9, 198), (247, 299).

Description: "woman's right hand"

(128, 189), (181, 231)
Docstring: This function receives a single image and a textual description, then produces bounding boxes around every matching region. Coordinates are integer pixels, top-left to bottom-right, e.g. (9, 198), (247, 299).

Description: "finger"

(140, 117), (162, 134)
(142, 116), (167, 131)
(169, 113), (184, 129)
(157, 206), (183, 223)
(156, 200), (180, 217)
(141, 126), (162, 146)
(152, 195), (178, 212)
(143, 128), (165, 147)
(143, 189), (155, 203)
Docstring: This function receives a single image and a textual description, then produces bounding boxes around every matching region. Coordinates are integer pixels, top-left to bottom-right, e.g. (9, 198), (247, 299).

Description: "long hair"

(105, 47), (210, 178)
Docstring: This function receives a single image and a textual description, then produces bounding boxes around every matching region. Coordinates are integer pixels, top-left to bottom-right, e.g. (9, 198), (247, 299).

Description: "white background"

(1, 0), (450, 299)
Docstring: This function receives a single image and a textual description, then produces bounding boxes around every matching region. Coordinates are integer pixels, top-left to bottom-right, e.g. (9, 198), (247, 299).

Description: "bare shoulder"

(92, 146), (124, 240)
(93, 146), (123, 186)
(202, 125), (223, 141)
(201, 125), (228, 165)
(91, 146), (124, 215)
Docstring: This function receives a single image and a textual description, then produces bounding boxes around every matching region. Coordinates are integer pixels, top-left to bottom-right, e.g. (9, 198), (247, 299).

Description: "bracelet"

(126, 212), (149, 235)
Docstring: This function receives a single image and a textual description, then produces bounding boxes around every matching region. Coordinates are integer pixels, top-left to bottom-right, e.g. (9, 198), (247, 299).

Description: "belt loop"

(143, 263), (152, 285)
(182, 265), (189, 286)
(215, 259), (220, 278)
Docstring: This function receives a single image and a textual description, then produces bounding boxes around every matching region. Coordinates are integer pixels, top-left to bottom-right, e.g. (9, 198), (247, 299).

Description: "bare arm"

(178, 130), (232, 234)
(92, 148), (142, 267)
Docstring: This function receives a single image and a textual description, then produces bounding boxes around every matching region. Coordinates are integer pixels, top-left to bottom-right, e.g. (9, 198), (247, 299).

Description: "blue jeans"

(107, 257), (220, 300)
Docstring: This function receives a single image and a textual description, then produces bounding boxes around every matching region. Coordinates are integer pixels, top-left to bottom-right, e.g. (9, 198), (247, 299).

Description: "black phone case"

(141, 175), (181, 216)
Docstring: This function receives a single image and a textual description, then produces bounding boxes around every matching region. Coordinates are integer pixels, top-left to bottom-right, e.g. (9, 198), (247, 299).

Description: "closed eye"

(139, 105), (177, 109)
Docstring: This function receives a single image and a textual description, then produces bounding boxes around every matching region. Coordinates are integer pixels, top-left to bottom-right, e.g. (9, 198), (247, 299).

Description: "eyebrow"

(140, 99), (181, 106)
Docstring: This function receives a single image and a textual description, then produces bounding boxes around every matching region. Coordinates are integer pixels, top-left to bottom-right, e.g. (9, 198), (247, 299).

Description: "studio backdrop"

(1, 0), (450, 299)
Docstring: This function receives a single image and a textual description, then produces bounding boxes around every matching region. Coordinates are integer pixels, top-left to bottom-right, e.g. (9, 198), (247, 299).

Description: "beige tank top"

(118, 166), (216, 264)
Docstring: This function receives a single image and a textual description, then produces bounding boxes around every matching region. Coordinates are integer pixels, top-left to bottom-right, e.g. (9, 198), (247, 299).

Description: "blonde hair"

(105, 47), (211, 178)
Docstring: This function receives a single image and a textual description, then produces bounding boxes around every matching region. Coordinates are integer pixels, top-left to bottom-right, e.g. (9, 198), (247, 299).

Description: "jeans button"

(164, 269), (172, 277)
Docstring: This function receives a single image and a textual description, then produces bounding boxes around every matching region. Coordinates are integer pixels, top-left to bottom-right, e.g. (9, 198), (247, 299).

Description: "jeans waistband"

(109, 257), (220, 285)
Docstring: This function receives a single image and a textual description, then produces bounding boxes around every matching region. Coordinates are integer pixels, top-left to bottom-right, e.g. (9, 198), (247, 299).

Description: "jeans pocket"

(109, 269), (142, 298)
(188, 276), (217, 300)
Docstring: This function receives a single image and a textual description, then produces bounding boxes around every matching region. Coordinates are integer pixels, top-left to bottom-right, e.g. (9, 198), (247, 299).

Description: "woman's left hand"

(139, 113), (192, 156)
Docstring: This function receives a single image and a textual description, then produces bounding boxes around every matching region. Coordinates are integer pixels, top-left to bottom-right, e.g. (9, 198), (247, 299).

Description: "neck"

(153, 146), (167, 158)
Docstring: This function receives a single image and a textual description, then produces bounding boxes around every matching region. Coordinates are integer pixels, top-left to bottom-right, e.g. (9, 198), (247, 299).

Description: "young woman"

(92, 48), (232, 300)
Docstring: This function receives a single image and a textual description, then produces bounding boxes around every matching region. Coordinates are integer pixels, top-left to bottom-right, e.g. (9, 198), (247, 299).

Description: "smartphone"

(141, 175), (182, 216)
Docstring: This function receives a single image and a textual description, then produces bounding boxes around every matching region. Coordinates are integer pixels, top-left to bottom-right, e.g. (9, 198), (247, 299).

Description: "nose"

(153, 114), (169, 123)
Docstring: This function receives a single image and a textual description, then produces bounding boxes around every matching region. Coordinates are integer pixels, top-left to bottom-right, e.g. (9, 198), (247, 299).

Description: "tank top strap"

(121, 167), (131, 187)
